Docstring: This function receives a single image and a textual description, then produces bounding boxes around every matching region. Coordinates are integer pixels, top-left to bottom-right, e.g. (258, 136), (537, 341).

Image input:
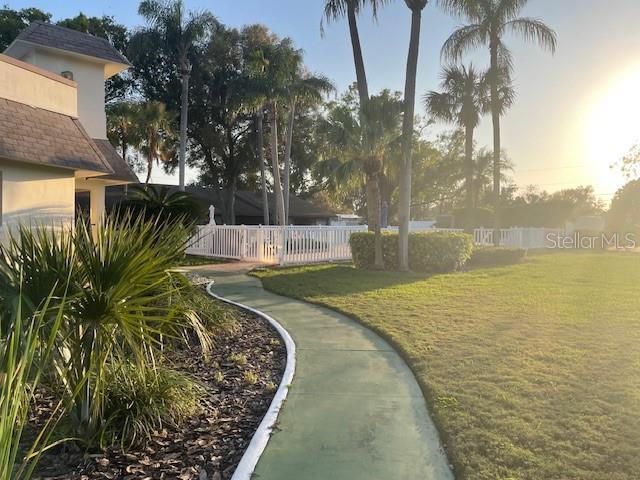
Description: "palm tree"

(136, 101), (175, 185)
(322, 0), (390, 112)
(106, 101), (141, 161)
(398, 0), (428, 271)
(251, 38), (302, 226)
(441, 0), (556, 242)
(123, 185), (205, 225)
(319, 92), (403, 269)
(425, 64), (489, 231)
(283, 72), (335, 223)
(138, 0), (215, 191)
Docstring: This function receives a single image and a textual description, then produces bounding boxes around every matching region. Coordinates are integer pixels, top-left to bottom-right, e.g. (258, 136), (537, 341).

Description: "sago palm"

(441, 0), (556, 241)
(425, 64), (490, 230)
(138, 0), (215, 191)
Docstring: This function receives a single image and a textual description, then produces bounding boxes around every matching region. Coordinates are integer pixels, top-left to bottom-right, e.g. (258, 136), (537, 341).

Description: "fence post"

(241, 225), (247, 260)
(257, 226), (264, 263)
(278, 227), (287, 266)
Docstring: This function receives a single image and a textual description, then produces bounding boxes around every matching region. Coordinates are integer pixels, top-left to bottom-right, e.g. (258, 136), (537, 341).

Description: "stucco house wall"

(26, 48), (107, 139)
(0, 53), (77, 117)
(0, 158), (75, 229)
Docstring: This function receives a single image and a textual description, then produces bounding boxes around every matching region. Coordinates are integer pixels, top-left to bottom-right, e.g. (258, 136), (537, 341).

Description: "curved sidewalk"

(195, 264), (454, 480)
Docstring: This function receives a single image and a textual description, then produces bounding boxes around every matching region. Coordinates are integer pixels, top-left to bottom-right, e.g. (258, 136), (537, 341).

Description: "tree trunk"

(256, 112), (270, 225)
(145, 160), (152, 185)
(269, 101), (286, 226)
(227, 176), (237, 225)
(178, 67), (191, 192)
(490, 41), (501, 245)
(283, 100), (296, 224)
(366, 173), (384, 270)
(398, 7), (423, 271)
(464, 124), (475, 232)
(346, 1), (369, 110)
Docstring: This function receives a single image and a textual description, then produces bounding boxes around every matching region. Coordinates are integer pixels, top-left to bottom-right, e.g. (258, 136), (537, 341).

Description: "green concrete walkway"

(196, 265), (454, 480)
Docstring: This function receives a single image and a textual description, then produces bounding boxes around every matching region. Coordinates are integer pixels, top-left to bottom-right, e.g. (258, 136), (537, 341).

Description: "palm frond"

(441, 23), (487, 62)
(504, 17), (557, 54)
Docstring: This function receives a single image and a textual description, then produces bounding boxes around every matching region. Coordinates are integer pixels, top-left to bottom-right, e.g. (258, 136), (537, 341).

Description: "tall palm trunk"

(346, 0), (369, 109)
(399, 5), (424, 271)
(283, 100), (296, 224)
(490, 40), (501, 245)
(256, 112), (270, 225)
(365, 173), (384, 269)
(269, 101), (286, 226)
(178, 64), (190, 192)
(464, 124), (474, 232)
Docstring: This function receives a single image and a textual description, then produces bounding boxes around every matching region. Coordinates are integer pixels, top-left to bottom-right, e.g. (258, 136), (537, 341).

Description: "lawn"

(252, 252), (640, 480)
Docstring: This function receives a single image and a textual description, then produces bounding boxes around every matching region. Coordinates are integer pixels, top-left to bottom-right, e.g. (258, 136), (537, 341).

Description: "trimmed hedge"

(468, 247), (527, 267)
(350, 231), (473, 273)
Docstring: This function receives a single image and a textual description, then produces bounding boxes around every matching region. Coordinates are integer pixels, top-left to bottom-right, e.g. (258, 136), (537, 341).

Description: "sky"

(7, 0), (640, 202)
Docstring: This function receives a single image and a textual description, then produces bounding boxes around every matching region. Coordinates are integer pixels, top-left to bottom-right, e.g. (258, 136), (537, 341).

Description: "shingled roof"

(0, 97), (113, 174)
(93, 139), (139, 183)
(12, 21), (131, 66)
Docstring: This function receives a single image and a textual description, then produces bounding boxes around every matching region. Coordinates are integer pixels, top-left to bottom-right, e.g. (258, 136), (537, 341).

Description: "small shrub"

(265, 381), (278, 393)
(103, 362), (202, 447)
(349, 232), (376, 269)
(350, 231), (473, 273)
(468, 247), (527, 267)
(213, 371), (225, 384)
(243, 371), (259, 385)
(408, 232), (474, 273)
(228, 352), (248, 366)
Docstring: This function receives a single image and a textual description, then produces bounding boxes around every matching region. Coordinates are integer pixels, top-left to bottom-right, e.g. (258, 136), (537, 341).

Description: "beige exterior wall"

(0, 159), (75, 232)
(0, 54), (77, 117)
(28, 48), (107, 139)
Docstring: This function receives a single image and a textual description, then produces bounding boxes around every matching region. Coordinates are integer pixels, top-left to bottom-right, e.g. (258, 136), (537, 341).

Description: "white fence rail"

(187, 225), (564, 265)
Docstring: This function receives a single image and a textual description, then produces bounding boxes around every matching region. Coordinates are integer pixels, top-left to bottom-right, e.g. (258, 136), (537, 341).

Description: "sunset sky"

(8, 0), (640, 201)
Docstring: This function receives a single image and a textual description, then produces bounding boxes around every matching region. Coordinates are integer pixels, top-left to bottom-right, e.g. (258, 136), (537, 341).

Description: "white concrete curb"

(206, 281), (296, 480)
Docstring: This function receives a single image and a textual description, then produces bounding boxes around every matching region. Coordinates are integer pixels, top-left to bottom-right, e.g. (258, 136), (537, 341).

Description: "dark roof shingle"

(13, 21), (131, 66)
(93, 139), (139, 183)
(0, 98), (113, 174)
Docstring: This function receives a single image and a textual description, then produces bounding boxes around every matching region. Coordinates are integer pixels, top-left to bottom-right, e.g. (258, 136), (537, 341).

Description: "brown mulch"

(33, 302), (286, 480)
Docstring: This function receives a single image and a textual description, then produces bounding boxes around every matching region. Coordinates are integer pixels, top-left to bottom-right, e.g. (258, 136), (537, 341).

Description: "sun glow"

(583, 64), (640, 194)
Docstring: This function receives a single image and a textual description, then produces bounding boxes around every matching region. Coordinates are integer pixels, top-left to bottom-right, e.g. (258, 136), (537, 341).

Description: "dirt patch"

(34, 301), (286, 480)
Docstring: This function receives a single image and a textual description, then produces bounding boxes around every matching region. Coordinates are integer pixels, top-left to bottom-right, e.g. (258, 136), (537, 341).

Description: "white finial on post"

(208, 205), (217, 225)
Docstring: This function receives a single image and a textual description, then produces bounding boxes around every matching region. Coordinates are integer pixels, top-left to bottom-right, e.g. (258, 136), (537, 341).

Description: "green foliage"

(408, 232), (474, 273)
(103, 362), (202, 447)
(0, 7), (51, 51)
(468, 247), (526, 267)
(0, 214), (206, 445)
(0, 288), (66, 479)
(120, 185), (205, 227)
(607, 180), (640, 233)
(350, 231), (473, 273)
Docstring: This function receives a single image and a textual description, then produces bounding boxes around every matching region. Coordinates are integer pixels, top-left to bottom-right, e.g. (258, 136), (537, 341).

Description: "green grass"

(252, 252), (640, 480)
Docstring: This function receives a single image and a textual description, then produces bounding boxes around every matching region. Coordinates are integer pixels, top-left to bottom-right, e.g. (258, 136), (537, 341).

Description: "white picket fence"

(186, 225), (563, 265)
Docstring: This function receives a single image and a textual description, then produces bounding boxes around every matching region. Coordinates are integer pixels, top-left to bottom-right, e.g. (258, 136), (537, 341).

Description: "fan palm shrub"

(0, 214), (208, 445)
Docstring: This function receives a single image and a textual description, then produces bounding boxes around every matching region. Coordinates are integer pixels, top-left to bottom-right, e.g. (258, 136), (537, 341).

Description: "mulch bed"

(33, 298), (286, 480)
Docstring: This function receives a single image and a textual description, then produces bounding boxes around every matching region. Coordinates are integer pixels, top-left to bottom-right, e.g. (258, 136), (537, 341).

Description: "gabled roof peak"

(9, 21), (131, 68)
